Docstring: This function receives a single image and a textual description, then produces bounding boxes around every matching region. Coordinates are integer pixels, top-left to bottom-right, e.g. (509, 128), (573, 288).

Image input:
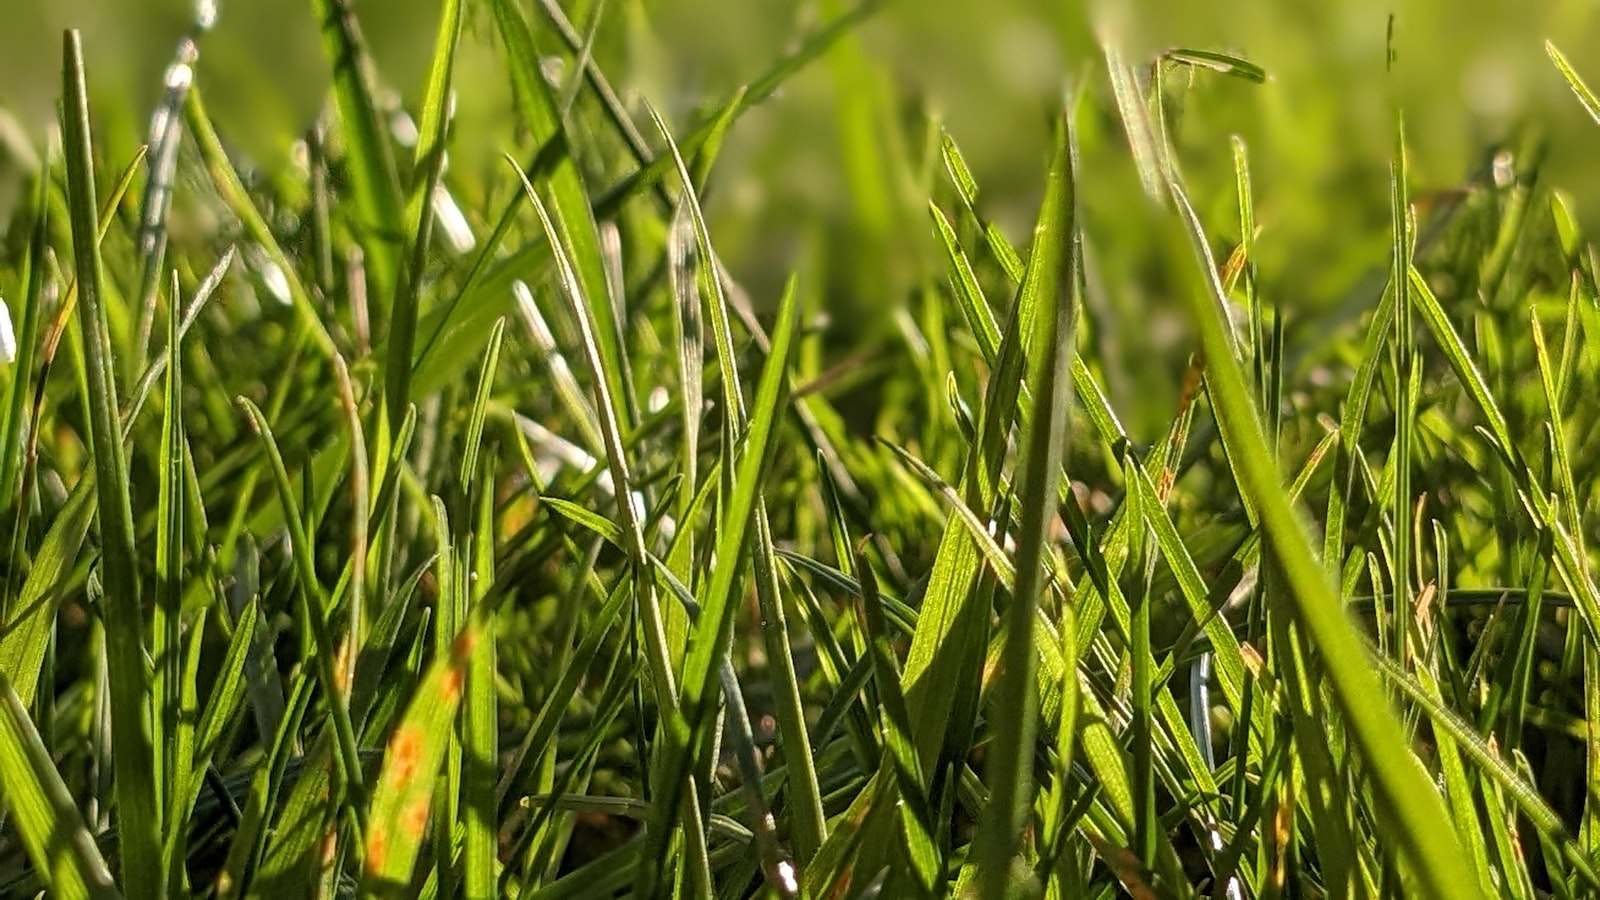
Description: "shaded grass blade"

(62, 29), (165, 899)
(310, 0), (403, 304)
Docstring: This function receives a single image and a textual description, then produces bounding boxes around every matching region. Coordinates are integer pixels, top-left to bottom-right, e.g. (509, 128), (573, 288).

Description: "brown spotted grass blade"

(361, 624), (480, 895)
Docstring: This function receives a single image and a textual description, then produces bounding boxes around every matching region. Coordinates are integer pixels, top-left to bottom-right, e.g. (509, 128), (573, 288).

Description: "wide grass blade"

(361, 623), (480, 895)
(0, 670), (120, 899)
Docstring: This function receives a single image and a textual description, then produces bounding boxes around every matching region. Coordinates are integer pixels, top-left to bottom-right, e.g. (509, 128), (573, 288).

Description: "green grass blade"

(484, 0), (626, 431)
(0, 670), (120, 899)
(182, 86), (338, 362)
(0, 167), (49, 505)
(384, 0), (463, 435)
(1547, 41), (1600, 125)
(464, 460), (500, 897)
(361, 621), (479, 895)
(1373, 651), (1600, 890)
(153, 267), (188, 895)
(1163, 48), (1268, 83)
(983, 137), (1080, 872)
(310, 0), (403, 304)
(643, 275), (800, 895)
(1160, 149), (1479, 900)
(237, 398), (367, 821)
(855, 549), (941, 896)
(62, 29), (165, 898)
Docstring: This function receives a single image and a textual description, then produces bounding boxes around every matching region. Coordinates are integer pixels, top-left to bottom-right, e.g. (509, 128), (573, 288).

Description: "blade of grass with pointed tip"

(409, 0), (883, 395)
(238, 398), (366, 820)
(182, 87), (337, 362)
(486, 0), (627, 431)
(384, 0), (463, 436)
(1548, 41), (1600, 126)
(2, 482), (94, 707)
(62, 30), (165, 898)
(1159, 148), (1479, 898)
(465, 457), (500, 897)
(643, 275), (800, 895)
(1373, 650), (1600, 890)
(1390, 111), (1417, 665)
(0, 167), (49, 507)
(1409, 267), (1600, 629)
(154, 266), (189, 895)
(1163, 48), (1267, 83)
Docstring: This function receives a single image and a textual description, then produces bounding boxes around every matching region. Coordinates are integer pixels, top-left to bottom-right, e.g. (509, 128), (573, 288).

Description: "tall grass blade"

(62, 29), (165, 899)
(976, 112), (1076, 898)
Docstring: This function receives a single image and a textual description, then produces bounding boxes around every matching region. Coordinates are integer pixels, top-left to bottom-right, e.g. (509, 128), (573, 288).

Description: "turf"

(2, 2), (1600, 898)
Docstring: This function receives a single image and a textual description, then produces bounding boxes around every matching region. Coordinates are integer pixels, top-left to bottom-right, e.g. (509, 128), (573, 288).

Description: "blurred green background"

(4, 0), (1600, 436)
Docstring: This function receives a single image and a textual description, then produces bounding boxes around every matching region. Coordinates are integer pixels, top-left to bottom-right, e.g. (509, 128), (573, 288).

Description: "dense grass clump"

(4, 2), (1600, 897)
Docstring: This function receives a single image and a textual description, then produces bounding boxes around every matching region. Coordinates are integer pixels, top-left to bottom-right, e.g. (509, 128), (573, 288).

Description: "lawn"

(2, 0), (1600, 897)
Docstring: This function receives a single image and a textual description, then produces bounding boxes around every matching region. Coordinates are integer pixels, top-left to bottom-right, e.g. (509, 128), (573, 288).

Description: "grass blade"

(62, 29), (165, 898)
(976, 111), (1076, 899)
(0, 670), (120, 899)
(361, 623), (479, 895)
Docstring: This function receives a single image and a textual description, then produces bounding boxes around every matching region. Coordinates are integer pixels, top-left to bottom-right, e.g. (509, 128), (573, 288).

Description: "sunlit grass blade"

(153, 267), (188, 895)
(643, 275), (801, 895)
(0, 165), (50, 506)
(1373, 651), (1600, 890)
(384, 0), (463, 436)
(0, 670), (119, 899)
(62, 29), (165, 899)
(1163, 48), (1268, 83)
(855, 548), (941, 896)
(1547, 41), (1600, 126)
(1158, 136), (1478, 900)
(182, 86), (337, 361)
(410, 0), (883, 395)
(464, 457), (500, 897)
(237, 398), (366, 819)
(361, 622), (480, 895)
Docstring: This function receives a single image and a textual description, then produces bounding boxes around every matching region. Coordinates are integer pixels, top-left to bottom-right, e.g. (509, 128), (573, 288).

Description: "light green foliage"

(3, 4), (1600, 898)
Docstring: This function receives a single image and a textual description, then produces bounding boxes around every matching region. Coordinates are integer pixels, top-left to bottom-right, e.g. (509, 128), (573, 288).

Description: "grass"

(2, 1), (1600, 898)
